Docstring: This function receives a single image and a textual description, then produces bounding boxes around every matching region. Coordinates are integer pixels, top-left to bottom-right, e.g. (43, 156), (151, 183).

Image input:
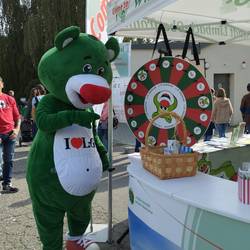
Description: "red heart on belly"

(71, 138), (82, 149)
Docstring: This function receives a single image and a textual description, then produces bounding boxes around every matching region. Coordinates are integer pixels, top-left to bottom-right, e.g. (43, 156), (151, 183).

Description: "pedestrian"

(0, 76), (21, 192)
(25, 87), (38, 120)
(135, 139), (141, 152)
(98, 101), (109, 150)
(8, 90), (15, 97)
(212, 87), (233, 138)
(18, 97), (28, 118)
(240, 83), (250, 134)
(31, 84), (46, 137)
(97, 101), (118, 151)
(204, 88), (216, 141)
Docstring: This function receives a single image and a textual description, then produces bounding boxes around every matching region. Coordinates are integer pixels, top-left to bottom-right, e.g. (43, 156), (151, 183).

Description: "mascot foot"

(66, 237), (100, 250)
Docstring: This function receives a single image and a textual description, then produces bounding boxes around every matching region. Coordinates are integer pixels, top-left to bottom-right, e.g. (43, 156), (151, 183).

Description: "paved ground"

(0, 142), (133, 250)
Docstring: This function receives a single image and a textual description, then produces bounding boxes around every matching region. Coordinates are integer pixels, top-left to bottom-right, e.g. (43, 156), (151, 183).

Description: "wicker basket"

(140, 111), (198, 180)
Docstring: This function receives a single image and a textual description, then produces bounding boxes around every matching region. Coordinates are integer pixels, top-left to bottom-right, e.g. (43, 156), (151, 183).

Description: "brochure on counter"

(192, 134), (250, 154)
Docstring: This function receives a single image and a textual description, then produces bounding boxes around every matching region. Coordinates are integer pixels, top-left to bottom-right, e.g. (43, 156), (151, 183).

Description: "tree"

(0, 0), (33, 99)
(0, 0), (86, 100)
(24, 0), (86, 67)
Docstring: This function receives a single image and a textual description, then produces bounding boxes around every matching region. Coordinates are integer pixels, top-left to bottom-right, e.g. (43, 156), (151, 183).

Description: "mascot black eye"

(83, 64), (92, 73)
(97, 67), (105, 76)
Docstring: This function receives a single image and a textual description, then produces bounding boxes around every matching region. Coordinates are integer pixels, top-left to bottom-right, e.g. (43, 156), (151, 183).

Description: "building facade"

(130, 43), (250, 125)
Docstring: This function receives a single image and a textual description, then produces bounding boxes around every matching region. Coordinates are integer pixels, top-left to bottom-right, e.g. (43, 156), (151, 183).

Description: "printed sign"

(86, 0), (110, 42)
(112, 77), (130, 123)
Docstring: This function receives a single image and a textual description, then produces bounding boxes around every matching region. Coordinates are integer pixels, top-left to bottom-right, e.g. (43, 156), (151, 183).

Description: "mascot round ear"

(105, 37), (120, 62)
(55, 26), (80, 51)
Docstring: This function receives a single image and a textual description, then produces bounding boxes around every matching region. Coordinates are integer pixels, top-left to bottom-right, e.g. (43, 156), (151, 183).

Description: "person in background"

(31, 84), (46, 137)
(25, 87), (38, 120)
(98, 101), (109, 150)
(204, 88), (216, 141)
(18, 98), (28, 119)
(135, 139), (141, 152)
(240, 83), (250, 134)
(212, 87), (233, 138)
(0, 76), (21, 192)
(8, 90), (15, 97)
(97, 101), (118, 151)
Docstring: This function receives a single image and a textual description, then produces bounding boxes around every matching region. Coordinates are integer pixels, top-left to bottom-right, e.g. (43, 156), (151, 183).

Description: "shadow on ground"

(12, 145), (30, 180)
(8, 198), (32, 208)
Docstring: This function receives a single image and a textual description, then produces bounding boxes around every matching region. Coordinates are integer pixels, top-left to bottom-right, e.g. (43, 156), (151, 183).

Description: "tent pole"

(107, 96), (113, 243)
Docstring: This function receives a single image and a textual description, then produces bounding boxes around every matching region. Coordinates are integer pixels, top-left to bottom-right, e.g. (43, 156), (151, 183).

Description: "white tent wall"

(129, 44), (250, 126)
(108, 0), (250, 145)
(108, 0), (250, 46)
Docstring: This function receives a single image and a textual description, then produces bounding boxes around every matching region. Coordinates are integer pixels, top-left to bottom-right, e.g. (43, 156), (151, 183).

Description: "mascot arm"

(35, 96), (100, 132)
(92, 121), (110, 171)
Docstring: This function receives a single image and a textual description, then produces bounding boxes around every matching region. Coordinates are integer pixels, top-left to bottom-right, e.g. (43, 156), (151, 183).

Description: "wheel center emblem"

(144, 83), (186, 129)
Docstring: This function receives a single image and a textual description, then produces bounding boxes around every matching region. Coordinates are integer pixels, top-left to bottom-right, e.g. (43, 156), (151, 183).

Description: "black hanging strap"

(182, 27), (200, 65)
(152, 23), (172, 59)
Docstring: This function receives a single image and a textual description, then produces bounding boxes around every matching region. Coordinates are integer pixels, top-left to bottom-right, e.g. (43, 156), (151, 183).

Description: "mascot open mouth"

(78, 93), (87, 104)
(66, 74), (111, 109)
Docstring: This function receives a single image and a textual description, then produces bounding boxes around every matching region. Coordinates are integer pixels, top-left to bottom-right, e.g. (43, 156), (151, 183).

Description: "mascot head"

(38, 26), (119, 109)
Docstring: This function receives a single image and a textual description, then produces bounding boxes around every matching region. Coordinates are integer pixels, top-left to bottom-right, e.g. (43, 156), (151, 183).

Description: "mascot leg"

(32, 202), (65, 250)
(66, 197), (100, 250)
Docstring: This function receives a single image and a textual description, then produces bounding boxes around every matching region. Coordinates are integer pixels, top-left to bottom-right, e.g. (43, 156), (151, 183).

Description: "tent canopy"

(107, 0), (250, 45)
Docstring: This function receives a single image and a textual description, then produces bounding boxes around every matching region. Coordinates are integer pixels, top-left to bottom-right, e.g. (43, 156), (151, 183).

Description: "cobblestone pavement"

(0, 143), (132, 250)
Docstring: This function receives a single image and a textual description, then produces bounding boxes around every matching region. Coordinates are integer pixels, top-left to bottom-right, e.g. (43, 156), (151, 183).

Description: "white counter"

(128, 153), (250, 250)
(128, 153), (250, 224)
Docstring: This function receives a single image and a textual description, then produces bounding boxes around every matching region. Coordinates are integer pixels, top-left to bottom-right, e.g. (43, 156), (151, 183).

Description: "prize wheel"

(124, 56), (213, 146)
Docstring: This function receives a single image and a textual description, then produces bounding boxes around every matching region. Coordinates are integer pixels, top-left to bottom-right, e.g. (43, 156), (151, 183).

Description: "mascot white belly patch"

(53, 124), (102, 196)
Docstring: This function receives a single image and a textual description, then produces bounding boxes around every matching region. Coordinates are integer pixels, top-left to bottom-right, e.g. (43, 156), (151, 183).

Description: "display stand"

(83, 194), (108, 243)
(88, 98), (115, 244)
(127, 153), (250, 250)
(86, 224), (108, 243)
(107, 97), (114, 243)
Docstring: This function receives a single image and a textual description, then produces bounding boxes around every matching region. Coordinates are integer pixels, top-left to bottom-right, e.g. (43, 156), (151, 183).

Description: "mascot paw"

(66, 238), (100, 250)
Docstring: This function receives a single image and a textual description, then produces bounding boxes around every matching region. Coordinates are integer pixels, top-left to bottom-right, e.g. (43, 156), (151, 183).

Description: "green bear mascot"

(26, 26), (119, 250)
